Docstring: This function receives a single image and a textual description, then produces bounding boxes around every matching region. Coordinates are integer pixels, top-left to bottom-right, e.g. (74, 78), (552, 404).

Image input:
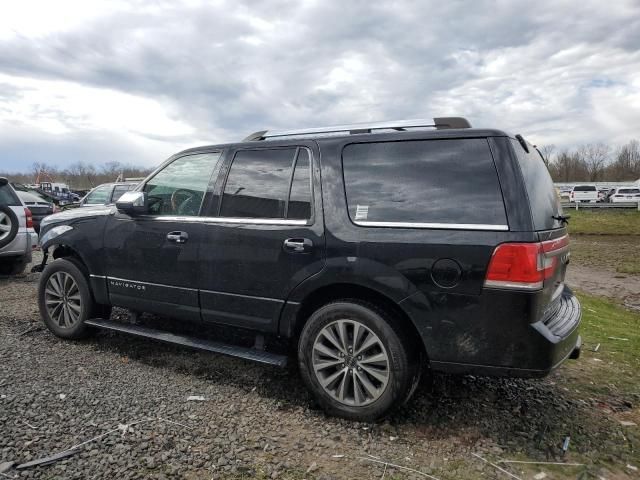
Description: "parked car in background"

(570, 185), (598, 203)
(15, 191), (56, 233)
(559, 188), (572, 201)
(36, 117), (581, 421)
(0, 178), (36, 275)
(79, 182), (138, 207)
(597, 189), (609, 202)
(609, 187), (640, 203)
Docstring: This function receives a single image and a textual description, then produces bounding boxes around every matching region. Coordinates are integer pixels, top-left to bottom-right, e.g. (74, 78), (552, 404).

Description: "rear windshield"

(342, 138), (507, 228)
(0, 184), (20, 206)
(618, 188), (640, 194)
(573, 185), (596, 191)
(511, 140), (562, 230)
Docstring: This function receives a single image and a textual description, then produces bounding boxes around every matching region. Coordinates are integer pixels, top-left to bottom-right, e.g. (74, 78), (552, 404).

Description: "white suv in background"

(0, 177), (38, 275)
(609, 187), (640, 203)
(569, 185), (598, 203)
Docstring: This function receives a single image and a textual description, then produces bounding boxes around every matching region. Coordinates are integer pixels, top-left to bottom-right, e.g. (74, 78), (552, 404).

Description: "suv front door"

(103, 151), (223, 321)
(197, 142), (325, 332)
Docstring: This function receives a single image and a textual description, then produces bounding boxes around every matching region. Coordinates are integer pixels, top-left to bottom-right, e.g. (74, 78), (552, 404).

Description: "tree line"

(0, 161), (154, 191)
(541, 139), (640, 183)
(2, 139), (640, 190)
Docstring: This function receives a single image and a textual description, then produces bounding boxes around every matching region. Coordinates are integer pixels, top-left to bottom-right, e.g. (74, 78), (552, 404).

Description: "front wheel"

(38, 258), (107, 339)
(298, 300), (420, 421)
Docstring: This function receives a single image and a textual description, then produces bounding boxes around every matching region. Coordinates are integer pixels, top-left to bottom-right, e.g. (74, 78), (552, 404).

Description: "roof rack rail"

(242, 117), (471, 141)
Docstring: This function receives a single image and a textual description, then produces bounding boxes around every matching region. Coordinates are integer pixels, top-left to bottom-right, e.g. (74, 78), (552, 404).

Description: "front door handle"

(167, 231), (189, 244)
(283, 238), (313, 253)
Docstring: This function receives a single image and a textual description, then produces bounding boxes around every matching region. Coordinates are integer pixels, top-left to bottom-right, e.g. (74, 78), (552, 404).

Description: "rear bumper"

(0, 231), (31, 258)
(404, 285), (582, 378)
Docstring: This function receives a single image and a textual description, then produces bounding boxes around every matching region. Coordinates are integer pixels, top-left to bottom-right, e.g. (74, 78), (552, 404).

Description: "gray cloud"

(1, 0), (639, 171)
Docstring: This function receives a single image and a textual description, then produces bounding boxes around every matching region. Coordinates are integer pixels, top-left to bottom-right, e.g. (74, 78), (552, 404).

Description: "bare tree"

(538, 144), (556, 167)
(578, 143), (610, 181)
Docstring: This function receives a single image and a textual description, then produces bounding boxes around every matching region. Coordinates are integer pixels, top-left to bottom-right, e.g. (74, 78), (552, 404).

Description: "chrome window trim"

(136, 215), (308, 226)
(354, 220), (509, 231)
(107, 276), (198, 292)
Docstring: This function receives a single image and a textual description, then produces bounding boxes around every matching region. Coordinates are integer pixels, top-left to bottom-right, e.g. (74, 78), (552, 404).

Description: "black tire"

(0, 205), (19, 249)
(38, 258), (109, 339)
(298, 300), (421, 421)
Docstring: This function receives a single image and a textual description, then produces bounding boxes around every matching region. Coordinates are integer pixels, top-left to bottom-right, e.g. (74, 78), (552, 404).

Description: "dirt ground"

(567, 236), (640, 311)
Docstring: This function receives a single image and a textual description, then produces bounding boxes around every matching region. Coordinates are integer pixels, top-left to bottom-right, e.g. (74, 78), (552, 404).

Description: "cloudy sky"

(1, 0), (639, 172)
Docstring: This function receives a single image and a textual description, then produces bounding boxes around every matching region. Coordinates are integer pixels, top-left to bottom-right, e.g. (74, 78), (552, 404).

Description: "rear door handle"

(167, 231), (189, 244)
(283, 238), (313, 253)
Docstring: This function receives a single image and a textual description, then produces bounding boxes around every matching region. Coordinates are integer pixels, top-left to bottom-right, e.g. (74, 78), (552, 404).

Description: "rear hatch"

(509, 139), (571, 319)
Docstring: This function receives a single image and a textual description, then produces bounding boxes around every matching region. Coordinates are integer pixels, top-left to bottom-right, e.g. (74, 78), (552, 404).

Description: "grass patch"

(565, 292), (640, 398)
(570, 235), (640, 274)
(567, 209), (640, 235)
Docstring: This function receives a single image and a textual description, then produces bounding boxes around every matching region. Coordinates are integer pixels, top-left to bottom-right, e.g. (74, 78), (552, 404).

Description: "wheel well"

(293, 283), (427, 358)
(51, 245), (87, 272)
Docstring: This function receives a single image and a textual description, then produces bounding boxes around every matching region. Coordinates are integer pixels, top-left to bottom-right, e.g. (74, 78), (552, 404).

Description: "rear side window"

(573, 185), (596, 192)
(287, 149), (312, 219)
(220, 148), (312, 220)
(0, 185), (20, 206)
(342, 139), (507, 228)
(112, 185), (134, 203)
(511, 140), (562, 230)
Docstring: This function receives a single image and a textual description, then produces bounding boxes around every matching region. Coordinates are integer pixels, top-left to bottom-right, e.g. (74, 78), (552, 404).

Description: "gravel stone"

(0, 251), (633, 479)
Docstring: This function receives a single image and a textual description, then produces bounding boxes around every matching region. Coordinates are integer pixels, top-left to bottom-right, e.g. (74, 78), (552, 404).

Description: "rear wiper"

(552, 214), (571, 225)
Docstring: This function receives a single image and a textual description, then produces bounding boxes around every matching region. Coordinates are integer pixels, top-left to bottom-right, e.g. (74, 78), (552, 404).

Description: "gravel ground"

(0, 252), (636, 479)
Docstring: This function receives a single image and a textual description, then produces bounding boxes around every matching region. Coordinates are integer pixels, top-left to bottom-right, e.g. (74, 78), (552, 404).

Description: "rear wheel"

(38, 258), (110, 339)
(298, 300), (420, 421)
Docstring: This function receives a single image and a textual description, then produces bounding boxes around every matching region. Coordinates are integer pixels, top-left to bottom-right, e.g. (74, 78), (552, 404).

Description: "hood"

(40, 205), (114, 229)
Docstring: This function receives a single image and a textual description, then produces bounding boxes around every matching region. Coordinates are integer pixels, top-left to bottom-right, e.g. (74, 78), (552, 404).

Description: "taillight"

(24, 208), (34, 229)
(485, 236), (569, 290)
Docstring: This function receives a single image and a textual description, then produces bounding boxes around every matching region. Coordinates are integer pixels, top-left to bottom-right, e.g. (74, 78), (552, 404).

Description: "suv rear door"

(197, 141), (324, 332)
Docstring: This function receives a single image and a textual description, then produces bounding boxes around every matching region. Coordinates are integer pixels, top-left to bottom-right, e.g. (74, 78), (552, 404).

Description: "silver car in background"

(0, 177), (38, 275)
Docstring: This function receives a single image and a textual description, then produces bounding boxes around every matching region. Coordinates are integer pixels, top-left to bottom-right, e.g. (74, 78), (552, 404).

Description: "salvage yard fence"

(561, 202), (640, 210)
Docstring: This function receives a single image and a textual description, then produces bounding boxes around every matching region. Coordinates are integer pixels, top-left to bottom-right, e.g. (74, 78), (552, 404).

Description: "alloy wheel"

(44, 272), (82, 328)
(312, 319), (390, 406)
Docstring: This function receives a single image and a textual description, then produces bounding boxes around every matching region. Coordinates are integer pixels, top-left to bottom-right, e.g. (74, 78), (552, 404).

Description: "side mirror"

(116, 191), (148, 215)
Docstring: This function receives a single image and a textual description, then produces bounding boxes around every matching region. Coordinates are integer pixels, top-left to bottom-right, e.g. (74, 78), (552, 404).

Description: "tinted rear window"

(220, 148), (297, 219)
(0, 184), (20, 206)
(618, 188), (640, 194)
(342, 138), (507, 228)
(573, 185), (596, 191)
(511, 140), (562, 230)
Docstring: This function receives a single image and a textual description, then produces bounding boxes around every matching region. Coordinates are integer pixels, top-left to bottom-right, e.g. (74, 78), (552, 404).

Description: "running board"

(85, 319), (288, 367)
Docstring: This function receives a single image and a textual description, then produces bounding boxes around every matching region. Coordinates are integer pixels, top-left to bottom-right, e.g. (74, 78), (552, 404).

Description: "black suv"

(36, 117), (581, 421)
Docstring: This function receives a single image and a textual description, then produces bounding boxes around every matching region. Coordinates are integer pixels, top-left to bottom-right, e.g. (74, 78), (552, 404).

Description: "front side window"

(112, 185), (135, 203)
(143, 152), (221, 216)
(220, 147), (312, 220)
(342, 139), (507, 227)
(83, 185), (112, 205)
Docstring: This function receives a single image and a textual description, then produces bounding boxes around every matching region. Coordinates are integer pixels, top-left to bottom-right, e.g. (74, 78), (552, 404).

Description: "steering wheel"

(170, 189), (197, 215)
